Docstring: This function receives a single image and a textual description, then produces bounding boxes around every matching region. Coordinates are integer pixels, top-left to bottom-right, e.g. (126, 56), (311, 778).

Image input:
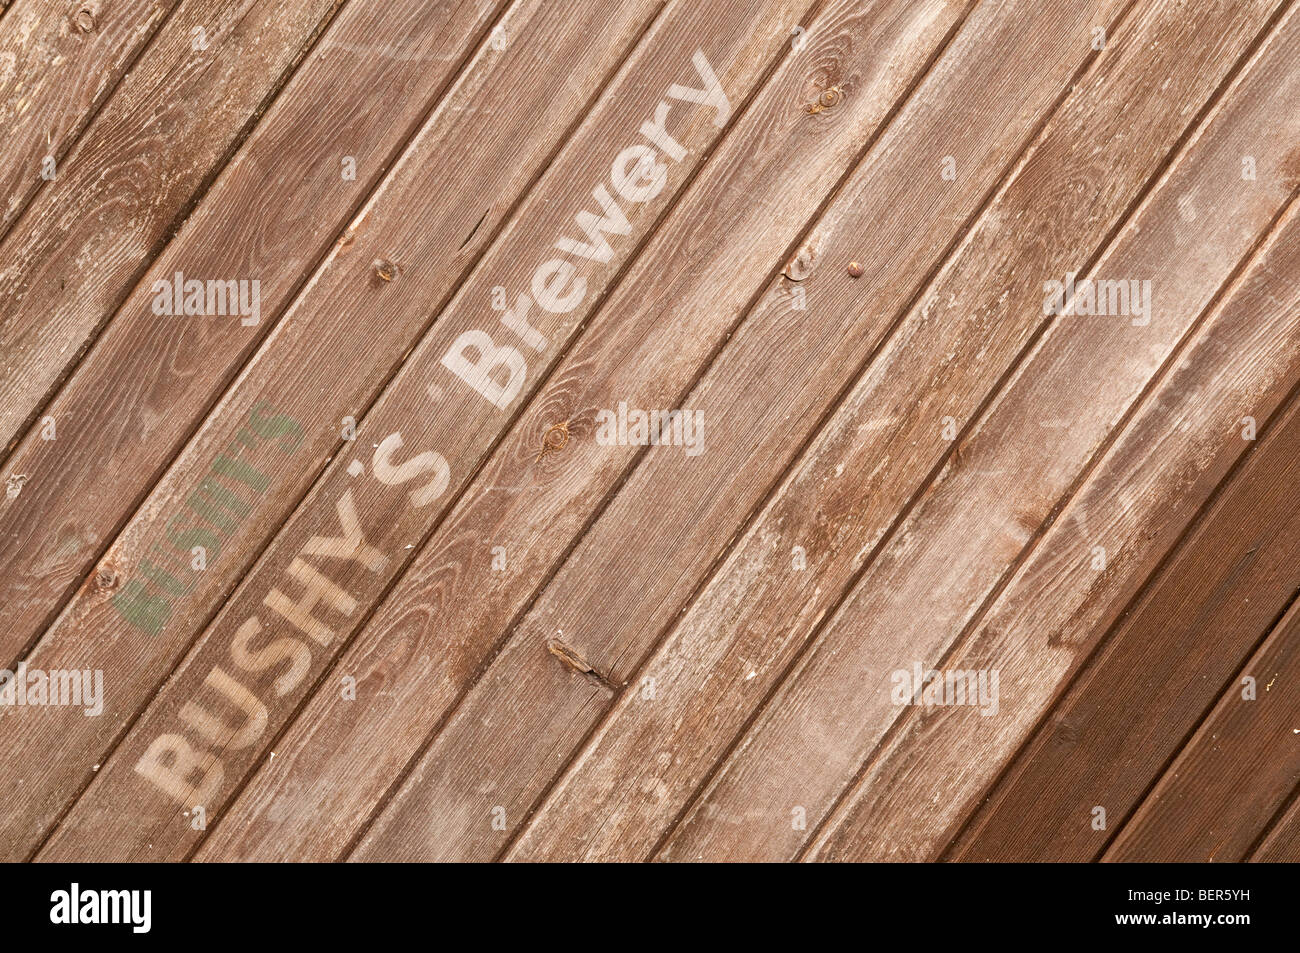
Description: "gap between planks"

(0, 0), (352, 460)
(27, 0), (790, 863)
(0, 0), (518, 683)
(24, 0), (671, 862)
(353, 0), (1149, 863)
(642, 0), (1300, 863)
(340, 0), (989, 862)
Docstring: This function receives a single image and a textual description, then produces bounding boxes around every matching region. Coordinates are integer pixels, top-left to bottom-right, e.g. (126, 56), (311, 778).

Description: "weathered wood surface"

(351, 0), (1154, 863)
(6, 0), (673, 859)
(1, 0), (1296, 863)
(952, 199), (1300, 863)
(0, 0), (178, 235)
(0, 0), (346, 454)
(33, 0), (824, 862)
(194, 0), (968, 862)
(188, 0), (992, 862)
(799, 9), (1300, 862)
(0, 0), (510, 668)
(507, 0), (1295, 862)
(660, 0), (1300, 862)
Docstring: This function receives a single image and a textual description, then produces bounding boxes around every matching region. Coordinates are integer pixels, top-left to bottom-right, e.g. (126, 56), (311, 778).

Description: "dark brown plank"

(950, 216), (1300, 859)
(662, 1), (1300, 862)
(1252, 768), (1300, 860)
(1105, 596), (1300, 861)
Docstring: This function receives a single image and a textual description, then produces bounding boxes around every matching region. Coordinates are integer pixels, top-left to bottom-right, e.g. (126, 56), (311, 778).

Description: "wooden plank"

(0, 0), (178, 235)
(193, 0), (982, 863)
(504, 0), (1295, 863)
(501, 0), (1294, 863)
(660, 1), (1300, 862)
(1, 0), (671, 860)
(799, 28), (1300, 864)
(1105, 597), (1300, 860)
(0, 0), (348, 455)
(341, 0), (1156, 864)
(951, 207), (1300, 863)
(0, 0), (511, 680)
(1252, 763), (1300, 860)
(4, 2), (1291, 868)
(27, 0), (807, 863)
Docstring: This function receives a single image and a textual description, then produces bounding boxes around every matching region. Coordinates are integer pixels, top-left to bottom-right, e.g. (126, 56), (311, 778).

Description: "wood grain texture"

(0, 0), (507, 689)
(0, 0), (178, 235)
(1, 0), (1296, 863)
(505, 0), (1289, 863)
(799, 20), (1300, 863)
(1104, 597), (1300, 860)
(4, 0), (667, 860)
(0, 0), (345, 455)
(1252, 739), (1300, 860)
(197, 0), (963, 863)
(40, 0), (817, 863)
(661, 0), (1299, 862)
(350, 0), (1154, 863)
(951, 195), (1300, 863)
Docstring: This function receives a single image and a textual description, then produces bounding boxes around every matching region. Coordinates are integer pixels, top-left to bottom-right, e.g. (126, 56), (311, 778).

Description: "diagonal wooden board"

(1104, 595), (1300, 860)
(31, 0), (823, 862)
(1252, 711), (1300, 860)
(0, 0), (513, 669)
(344, 0), (1158, 863)
(192, 0), (983, 862)
(504, 0), (1296, 862)
(0, 0), (1294, 863)
(0, 0), (178, 235)
(1, 0), (679, 860)
(0, 0), (346, 453)
(796, 12), (1300, 862)
(951, 199), (1300, 863)
(648, 0), (1299, 862)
